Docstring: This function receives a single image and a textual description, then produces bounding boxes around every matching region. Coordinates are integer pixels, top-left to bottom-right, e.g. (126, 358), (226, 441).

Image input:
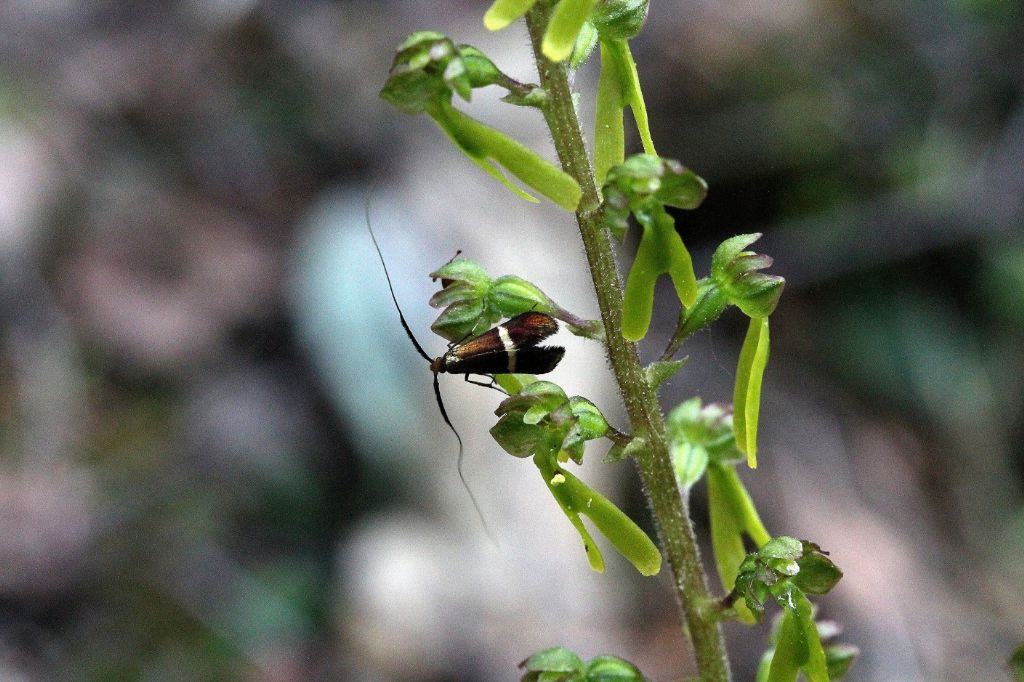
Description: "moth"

(366, 204), (565, 531)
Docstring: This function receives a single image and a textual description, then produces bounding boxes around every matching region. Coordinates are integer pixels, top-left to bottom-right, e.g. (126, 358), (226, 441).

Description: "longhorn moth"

(365, 204), (565, 534)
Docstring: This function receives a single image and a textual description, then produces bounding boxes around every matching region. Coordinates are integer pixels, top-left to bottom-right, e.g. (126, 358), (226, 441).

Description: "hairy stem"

(525, 4), (730, 680)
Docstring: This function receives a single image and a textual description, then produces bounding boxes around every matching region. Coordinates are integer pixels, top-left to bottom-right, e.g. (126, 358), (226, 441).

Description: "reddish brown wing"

(452, 326), (504, 358)
(501, 312), (559, 348)
(453, 312), (558, 357)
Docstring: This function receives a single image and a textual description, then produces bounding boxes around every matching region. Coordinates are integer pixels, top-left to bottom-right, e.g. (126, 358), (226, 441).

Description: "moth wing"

(512, 345), (565, 374)
(502, 312), (559, 348)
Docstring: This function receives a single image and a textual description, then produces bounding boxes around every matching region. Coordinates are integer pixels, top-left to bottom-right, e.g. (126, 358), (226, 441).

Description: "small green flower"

(664, 233), (784, 360)
(381, 33), (582, 210)
(666, 397), (769, 619)
(491, 382), (659, 575)
(667, 398), (736, 490)
(428, 258), (601, 342)
(602, 154), (706, 340)
(734, 538), (842, 621)
(491, 381), (608, 463)
(380, 32), (500, 113)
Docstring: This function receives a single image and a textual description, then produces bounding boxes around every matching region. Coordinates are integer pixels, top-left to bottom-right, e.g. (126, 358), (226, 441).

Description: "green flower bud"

(603, 154), (707, 224)
(430, 298), (488, 342)
(518, 647), (584, 679)
(793, 542), (843, 595)
(602, 155), (706, 339)
(584, 655), (645, 681)
(489, 275), (555, 317)
(492, 383), (610, 464)
(734, 536), (843, 623)
(381, 33), (468, 113)
(592, 0), (649, 40)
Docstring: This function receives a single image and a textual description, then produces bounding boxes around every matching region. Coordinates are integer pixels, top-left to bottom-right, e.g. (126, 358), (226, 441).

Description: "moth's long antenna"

(365, 194), (432, 364)
(434, 373), (494, 542)
(365, 191), (493, 541)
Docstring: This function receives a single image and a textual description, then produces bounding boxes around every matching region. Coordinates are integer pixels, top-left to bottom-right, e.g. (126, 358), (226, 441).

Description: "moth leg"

(464, 374), (505, 393)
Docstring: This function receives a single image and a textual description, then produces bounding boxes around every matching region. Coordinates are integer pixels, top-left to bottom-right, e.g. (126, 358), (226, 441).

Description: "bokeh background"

(1, 1), (1022, 680)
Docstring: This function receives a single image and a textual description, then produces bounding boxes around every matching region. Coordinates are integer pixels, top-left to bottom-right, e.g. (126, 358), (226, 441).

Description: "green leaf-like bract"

(381, 32), (582, 210)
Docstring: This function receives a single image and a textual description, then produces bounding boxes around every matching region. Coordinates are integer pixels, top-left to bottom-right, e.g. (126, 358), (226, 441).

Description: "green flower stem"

(525, 3), (730, 680)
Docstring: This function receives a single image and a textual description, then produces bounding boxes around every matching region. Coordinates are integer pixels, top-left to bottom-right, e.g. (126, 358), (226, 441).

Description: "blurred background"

(0, 0), (1021, 680)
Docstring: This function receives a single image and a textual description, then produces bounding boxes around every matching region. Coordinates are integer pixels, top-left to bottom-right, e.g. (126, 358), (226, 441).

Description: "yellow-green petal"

(429, 99), (581, 210)
(733, 316), (770, 467)
(484, 0), (539, 30)
(594, 40), (626, 186)
(543, 0), (597, 62)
